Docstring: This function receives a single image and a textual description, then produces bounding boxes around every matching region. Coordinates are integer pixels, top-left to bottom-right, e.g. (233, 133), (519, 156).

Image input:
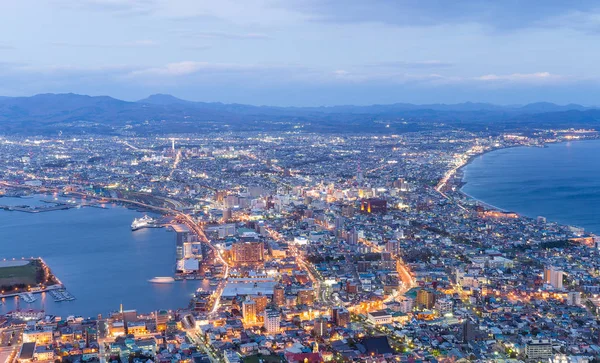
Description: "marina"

(47, 289), (76, 302)
(19, 292), (37, 304)
(0, 198), (206, 317)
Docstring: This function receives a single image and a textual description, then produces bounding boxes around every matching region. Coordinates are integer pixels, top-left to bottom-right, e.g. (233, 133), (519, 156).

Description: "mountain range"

(0, 93), (599, 134)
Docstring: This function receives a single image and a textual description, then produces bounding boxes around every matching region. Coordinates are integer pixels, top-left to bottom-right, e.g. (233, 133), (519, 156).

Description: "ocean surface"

(0, 197), (208, 318)
(462, 139), (600, 234)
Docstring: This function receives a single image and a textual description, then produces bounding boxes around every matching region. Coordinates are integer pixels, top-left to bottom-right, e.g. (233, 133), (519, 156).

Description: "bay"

(462, 139), (600, 235)
(0, 198), (207, 318)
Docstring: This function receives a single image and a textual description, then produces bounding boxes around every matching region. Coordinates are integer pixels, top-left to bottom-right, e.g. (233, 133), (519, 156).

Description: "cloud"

(173, 30), (271, 40)
(51, 40), (158, 48)
(53, 0), (157, 16)
(475, 72), (563, 83)
(126, 61), (307, 78)
(283, 0), (600, 32)
(364, 60), (453, 69)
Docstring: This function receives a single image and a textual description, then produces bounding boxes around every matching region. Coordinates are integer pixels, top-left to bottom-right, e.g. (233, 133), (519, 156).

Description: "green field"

(0, 261), (40, 289)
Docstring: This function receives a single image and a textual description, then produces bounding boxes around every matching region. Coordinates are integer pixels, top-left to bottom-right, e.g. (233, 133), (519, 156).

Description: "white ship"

(148, 277), (175, 284)
(131, 215), (156, 231)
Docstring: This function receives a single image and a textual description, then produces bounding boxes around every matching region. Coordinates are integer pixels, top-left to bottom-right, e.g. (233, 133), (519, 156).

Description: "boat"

(131, 215), (157, 231)
(148, 277), (175, 284)
(19, 293), (37, 303)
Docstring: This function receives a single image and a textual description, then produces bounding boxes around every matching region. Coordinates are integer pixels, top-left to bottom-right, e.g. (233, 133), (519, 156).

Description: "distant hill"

(0, 93), (598, 134)
(137, 94), (194, 105)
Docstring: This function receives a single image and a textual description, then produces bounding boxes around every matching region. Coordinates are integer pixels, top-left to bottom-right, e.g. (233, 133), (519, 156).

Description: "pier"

(0, 199), (104, 213)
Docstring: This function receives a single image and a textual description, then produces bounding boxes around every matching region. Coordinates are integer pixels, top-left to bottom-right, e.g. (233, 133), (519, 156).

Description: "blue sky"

(0, 0), (599, 106)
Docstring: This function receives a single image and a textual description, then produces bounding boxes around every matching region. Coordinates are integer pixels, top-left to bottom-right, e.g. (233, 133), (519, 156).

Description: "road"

(187, 331), (221, 363)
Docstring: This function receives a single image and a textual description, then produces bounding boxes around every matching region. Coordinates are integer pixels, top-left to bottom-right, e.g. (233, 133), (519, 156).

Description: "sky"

(1, 0), (600, 106)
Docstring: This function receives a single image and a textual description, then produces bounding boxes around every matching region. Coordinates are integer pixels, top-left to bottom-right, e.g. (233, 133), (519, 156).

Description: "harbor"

(0, 198), (204, 317)
(47, 288), (76, 302)
(0, 199), (106, 213)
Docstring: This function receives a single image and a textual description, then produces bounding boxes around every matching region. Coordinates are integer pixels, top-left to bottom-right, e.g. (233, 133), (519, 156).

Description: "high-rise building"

(334, 216), (345, 231)
(313, 317), (328, 337)
(567, 291), (581, 306)
(222, 208), (233, 221)
(462, 319), (477, 343)
(242, 298), (257, 324)
(331, 307), (350, 327)
(273, 284), (285, 306)
(252, 293), (268, 316)
(416, 288), (436, 310)
(232, 241), (264, 264)
(263, 309), (281, 334)
(155, 310), (170, 332)
(347, 227), (359, 245)
(385, 240), (400, 255)
(544, 266), (564, 289)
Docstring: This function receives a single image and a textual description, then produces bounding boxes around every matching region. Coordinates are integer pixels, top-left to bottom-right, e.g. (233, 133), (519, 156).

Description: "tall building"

(263, 309), (281, 334)
(252, 293), (268, 316)
(462, 319), (477, 343)
(416, 288), (436, 310)
(334, 216), (345, 231)
(313, 316), (328, 337)
(273, 284), (285, 306)
(567, 291), (581, 306)
(173, 224), (191, 260)
(544, 266), (564, 289)
(242, 298), (257, 324)
(155, 310), (170, 332)
(331, 307), (350, 327)
(385, 240), (400, 255)
(233, 241), (264, 264)
(347, 227), (359, 245)
(222, 208), (233, 221)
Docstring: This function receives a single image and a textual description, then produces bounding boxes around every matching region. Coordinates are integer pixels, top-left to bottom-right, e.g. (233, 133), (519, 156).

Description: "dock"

(48, 288), (76, 302)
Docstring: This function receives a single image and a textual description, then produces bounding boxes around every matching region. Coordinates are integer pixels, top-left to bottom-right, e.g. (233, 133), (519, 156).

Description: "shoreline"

(455, 138), (600, 234)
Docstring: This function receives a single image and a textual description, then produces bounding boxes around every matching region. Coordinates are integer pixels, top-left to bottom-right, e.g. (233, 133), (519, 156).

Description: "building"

(544, 266), (564, 289)
(416, 288), (436, 309)
(222, 208), (233, 221)
(263, 309), (281, 334)
(360, 198), (387, 214)
(367, 311), (392, 325)
(273, 284), (285, 306)
(347, 227), (359, 245)
(18, 342), (36, 363)
(567, 291), (581, 306)
(462, 319), (477, 343)
(233, 241), (264, 264)
(526, 339), (553, 360)
(252, 293), (268, 316)
(173, 224), (191, 261)
(332, 307), (350, 327)
(434, 298), (453, 316)
(386, 240), (400, 255)
(297, 288), (315, 306)
(23, 329), (53, 344)
(155, 310), (170, 332)
(313, 317), (329, 337)
(242, 298), (257, 324)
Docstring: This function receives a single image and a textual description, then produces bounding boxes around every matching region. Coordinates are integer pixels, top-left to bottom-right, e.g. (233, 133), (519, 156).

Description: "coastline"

(455, 138), (600, 234)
